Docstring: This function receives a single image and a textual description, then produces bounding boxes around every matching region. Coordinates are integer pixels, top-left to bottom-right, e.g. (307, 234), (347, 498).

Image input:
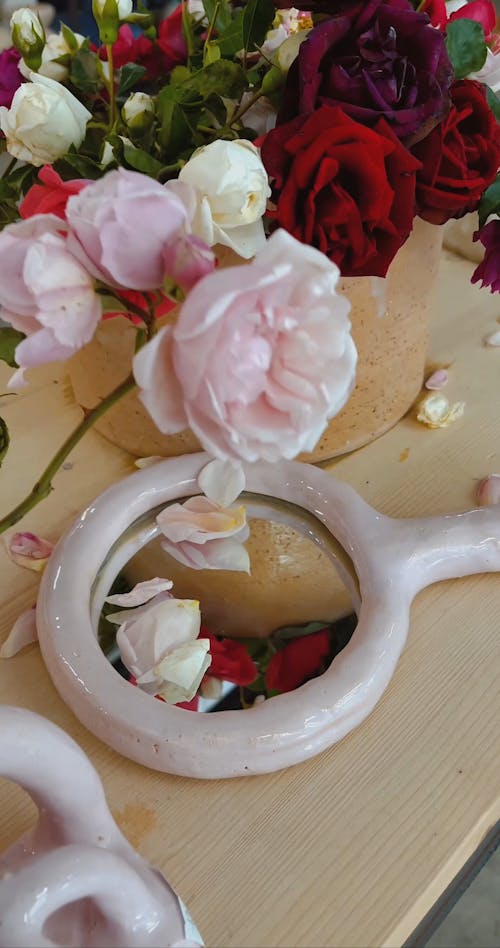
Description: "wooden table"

(0, 248), (499, 948)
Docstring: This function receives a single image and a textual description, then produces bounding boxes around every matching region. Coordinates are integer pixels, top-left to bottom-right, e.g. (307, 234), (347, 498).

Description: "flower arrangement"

(1, 0), (500, 707)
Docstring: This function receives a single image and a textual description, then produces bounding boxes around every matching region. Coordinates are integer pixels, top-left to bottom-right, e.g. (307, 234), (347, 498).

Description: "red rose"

(261, 104), (420, 277)
(412, 79), (500, 226)
(419, 0), (447, 28)
(449, 1), (496, 41)
(19, 166), (90, 220)
(266, 630), (330, 694)
(157, 5), (188, 66)
(203, 630), (257, 686)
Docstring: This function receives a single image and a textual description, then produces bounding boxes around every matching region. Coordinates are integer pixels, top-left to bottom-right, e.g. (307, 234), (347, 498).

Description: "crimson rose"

(266, 630), (330, 694)
(278, 0), (452, 142)
(261, 105), (420, 277)
(412, 80), (500, 226)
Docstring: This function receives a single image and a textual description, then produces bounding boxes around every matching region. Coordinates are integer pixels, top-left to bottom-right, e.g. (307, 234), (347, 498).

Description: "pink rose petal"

(7, 531), (54, 571)
(105, 577), (173, 607)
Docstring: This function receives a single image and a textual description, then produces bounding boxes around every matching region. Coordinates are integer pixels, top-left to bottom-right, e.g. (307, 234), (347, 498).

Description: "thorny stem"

(231, 88), (265, 125)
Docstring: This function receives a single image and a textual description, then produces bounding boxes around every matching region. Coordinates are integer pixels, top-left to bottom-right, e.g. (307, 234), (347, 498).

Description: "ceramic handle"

(0, 844), (168, 948)
(0, 706), (123, 851)
(390, 506), (500, 594)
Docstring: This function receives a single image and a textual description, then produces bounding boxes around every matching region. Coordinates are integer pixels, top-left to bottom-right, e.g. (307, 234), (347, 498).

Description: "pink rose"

(133, 229), (357, 463)
(0, 215), (101, 381)
(65, 168), (197, 291)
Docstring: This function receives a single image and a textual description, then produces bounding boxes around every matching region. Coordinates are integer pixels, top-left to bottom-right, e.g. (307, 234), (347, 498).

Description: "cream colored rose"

(93, 0), (133, 18)
(177, 139), (271, 259)
(0, 73), (91, 166)
(122, 91), (154, 126)
(10, 7), (45, 49)
(19, 30), (85, 82)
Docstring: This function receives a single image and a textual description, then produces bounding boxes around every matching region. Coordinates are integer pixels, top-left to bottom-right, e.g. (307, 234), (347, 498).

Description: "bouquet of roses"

(1, 0), (500, 705)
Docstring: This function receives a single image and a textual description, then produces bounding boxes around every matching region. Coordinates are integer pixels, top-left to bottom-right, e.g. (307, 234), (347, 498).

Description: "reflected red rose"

(277, 0), (452, 142)
(472, 219), (500, 293)
(99, 10), (187, 81)
(203, 629), (257, 686)
(19, 166), (90, 220)
(266, 629), (330, 694)
(413, 79), (500, 225)
(261, 104), (420, 277)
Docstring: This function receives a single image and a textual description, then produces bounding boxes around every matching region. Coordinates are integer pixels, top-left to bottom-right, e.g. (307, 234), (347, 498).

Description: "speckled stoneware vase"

(68, 218), (443, 463)
(36, 454), (500, 780)
(0, 706), (203, 947)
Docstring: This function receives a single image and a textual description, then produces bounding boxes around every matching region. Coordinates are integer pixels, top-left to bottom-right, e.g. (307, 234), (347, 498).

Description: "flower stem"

(231, 88), (264, 125)
(106, 42), (116, 129)
(0, 156), (17, 179)
(0, 372), (136, 536)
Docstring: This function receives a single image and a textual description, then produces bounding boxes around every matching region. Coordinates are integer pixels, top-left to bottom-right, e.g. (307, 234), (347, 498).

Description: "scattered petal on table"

(424, 368), (449, 390)
(416, 393), (465, 429)
(0, 606), (37, 658)
(476, 474), (500, 506)
(105, 577), (173, 607)
(6, 532), (54, 571)
(483, 330), (500, 347)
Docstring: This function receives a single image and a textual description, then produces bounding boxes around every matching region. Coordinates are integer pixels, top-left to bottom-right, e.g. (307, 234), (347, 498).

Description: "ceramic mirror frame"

(36, 452), (500, 779)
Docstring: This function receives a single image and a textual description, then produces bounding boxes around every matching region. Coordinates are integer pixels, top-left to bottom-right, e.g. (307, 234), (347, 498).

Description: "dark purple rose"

(0, 48), (22, 109)
(277, 0), (453, 142)
(472, 220), (500, 293)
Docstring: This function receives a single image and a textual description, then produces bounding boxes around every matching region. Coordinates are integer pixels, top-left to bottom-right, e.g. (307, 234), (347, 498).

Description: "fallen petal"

(425, 369), (449, 390)
(476, 474), (500, 506)
(0, 606), (37, 658)
(483, 330), (500, 347)
(7, 532), (54, 571)
(105, 577), (173, 607)
(198, 458), (246, 507)
(416, 393), (465, 429)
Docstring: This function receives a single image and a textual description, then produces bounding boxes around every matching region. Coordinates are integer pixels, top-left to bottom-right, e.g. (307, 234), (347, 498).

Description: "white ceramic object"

(36, 453), (500, 779)
(0, 706), (203, 948)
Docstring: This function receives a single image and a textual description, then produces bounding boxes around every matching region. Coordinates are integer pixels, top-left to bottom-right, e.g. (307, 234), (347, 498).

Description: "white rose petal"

(198, 458), (246, 507)
(123, 91), (154, 124)
(154, 639), (212, 704)
(178, 139), (270, 259)
(115, 596), (201, 683)
(94, 0), (133, 18)
(0, 72), (91, 166)
(416, 393), (465, 428)
(105, 577), (173, 607)
(10, 7), (44, 46)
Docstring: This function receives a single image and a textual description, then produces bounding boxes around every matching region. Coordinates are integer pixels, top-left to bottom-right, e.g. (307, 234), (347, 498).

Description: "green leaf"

(486, 85), (500, 124)
(203, 0), (232, 32)
(204, 39), (221, 65)
(158, 99), (197, 161)
(272, 621), (332, 642)
(118, 62), (147, 97)
(0, 201), (19, 230)
(61, 22), (81, 52)
(478, 173), (500, 227)
(69, 48), (101, 94)
(122, 140), (163, 176)
(0, 417), (9, 468)
(0, 327), (24, 368)
(55, 152), (103, 179)
(192, 59), (247, 99)
(242, 0), (275, 53)
(446, 19), (487, 80)
(217, 8), (245, 56)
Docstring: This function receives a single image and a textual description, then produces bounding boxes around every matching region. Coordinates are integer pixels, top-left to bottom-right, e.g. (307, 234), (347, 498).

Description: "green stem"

(0, 372), (136, 536)
(231, 88), (264, 125)
(203, 0), (220, 61)
(106, 42), (116, 129)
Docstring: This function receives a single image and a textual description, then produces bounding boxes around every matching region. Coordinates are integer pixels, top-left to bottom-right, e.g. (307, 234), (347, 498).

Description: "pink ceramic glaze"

(0, 706), (203, 947)
(36, 454), (500, 779)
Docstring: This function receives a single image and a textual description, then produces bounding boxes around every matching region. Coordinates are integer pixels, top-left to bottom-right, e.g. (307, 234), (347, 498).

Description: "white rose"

(19, 30), (85, 82)
(122, 91), (154, 125)
(10, 7), (44, 48)
(276, 31), (309, 72)
(108, 588), (212, 705)
(177, 139), (271, 259)
(93, 0), (133, 19)
(0, 73), (91, 166)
